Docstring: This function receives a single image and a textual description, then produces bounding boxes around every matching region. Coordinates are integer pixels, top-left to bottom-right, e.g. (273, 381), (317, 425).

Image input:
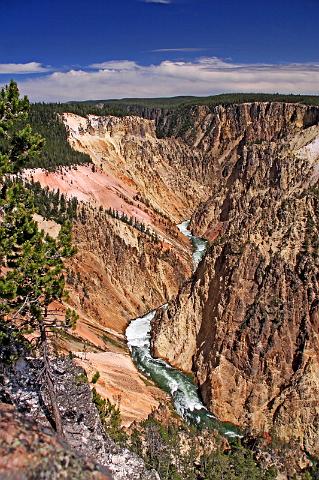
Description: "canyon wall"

(62, 112), (208, 221)
(129, 102), (319, 185)
(152, 103), (319, 456)
(29, 112), (207, 339)
(66, 205), (192, 335)
(29, 103), (319, 452)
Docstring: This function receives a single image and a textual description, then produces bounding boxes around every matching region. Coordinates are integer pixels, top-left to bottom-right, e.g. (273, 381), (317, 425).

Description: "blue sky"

(1, 0), (319, 101)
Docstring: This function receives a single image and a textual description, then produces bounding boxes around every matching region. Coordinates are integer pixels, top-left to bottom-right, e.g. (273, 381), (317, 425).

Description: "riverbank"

(126, 221), (240, 437)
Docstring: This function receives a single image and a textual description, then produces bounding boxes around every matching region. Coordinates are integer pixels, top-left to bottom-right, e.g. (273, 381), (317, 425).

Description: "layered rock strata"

(152, 105), (319, 456)
(27, 102), (319, 454)
(66, 205), (192, 334)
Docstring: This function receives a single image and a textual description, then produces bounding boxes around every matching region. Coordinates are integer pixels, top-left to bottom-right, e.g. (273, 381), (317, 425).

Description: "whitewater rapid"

(177, 220), (208, 270)
(126, 220), (240, 437)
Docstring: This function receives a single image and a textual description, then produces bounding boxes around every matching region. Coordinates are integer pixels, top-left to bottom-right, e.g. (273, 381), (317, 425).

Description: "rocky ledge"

(0, 333), (159, 480)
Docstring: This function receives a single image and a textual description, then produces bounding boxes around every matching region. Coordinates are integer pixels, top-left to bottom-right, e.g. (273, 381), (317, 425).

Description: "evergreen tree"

(0, 80), (43, 174)
(0, 81), (76, 437)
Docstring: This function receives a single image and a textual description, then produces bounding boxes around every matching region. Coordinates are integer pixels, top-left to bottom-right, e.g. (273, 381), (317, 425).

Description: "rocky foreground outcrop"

(0, 403), (113, 480)
(152, 103), (319, 457)
(1, 353), (159, 480)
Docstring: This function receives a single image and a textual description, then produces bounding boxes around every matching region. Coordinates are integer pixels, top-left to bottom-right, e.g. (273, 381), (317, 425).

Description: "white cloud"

(0, 62), (49, 74)
(89, 60), (140, 71)
(10, 57), (319, 102)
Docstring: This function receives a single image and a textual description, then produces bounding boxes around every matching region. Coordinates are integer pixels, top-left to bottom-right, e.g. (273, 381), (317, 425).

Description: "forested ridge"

(28, 92), (319, 170)
(28, 104), (92, 170)
(76, 92), (319, 109)
(21, 178), (78, 224)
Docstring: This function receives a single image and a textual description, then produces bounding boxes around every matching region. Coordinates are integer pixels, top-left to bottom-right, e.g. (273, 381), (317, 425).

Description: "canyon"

(28, 102), (319, 467)
(152, 103), (319, 459)
(26, 111), (207, 425)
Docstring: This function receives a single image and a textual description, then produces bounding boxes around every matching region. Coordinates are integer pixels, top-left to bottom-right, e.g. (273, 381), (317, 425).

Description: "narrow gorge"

(5, 98), (319, 478)
(36, 103), (319, 444)
(126, 220), (239, 437)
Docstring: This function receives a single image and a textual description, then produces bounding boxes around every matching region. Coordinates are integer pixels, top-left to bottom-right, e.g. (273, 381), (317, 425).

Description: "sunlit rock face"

(152, 102), (319, 457)
(27, 102), (319, 455)
(27, 112), (206, 337)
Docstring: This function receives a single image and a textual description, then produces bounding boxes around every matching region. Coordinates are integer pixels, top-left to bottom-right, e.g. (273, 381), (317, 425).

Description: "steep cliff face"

(27, 103), (319, 455)
(152, 105), (319, 456)
(160, 102), (319, 187)
(62, 112), (208, 221)
(67, 205), (191, 334)
(28, 112), (204, 337)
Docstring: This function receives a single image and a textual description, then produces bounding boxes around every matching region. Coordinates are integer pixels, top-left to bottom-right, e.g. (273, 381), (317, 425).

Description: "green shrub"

(92, 388), (127, 445)
(128, 414), (277, 480)
(91, 371), (100, 384)
(74, 373), (88, 385)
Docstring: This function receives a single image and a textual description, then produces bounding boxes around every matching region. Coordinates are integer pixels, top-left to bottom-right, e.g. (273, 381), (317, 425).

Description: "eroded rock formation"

(152, 103), (319, 456)
(66, 205), (192, 334)
(27, 102), (319, 457)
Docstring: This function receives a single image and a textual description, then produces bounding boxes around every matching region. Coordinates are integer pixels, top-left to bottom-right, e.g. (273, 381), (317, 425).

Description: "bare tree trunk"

(39, 314), (64, 438)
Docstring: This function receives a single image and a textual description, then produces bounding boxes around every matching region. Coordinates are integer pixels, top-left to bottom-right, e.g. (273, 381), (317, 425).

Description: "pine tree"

(0, 80), (43, 175)
(0, 81), (76, 437)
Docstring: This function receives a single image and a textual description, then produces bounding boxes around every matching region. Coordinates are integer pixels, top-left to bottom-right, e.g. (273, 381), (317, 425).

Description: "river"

(126, 220), (240, 437)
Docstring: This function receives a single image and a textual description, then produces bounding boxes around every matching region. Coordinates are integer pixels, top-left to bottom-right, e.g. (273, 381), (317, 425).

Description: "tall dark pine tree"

(0, 81), (76, 437)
